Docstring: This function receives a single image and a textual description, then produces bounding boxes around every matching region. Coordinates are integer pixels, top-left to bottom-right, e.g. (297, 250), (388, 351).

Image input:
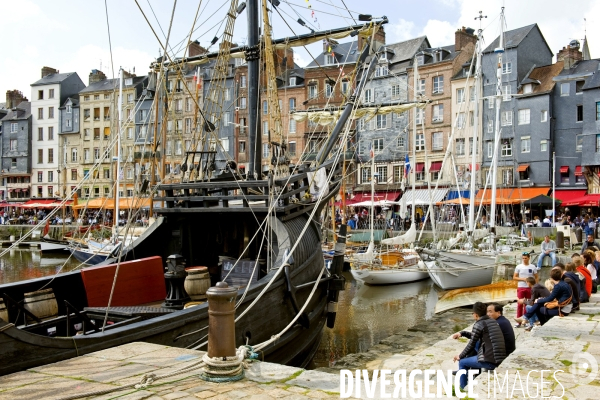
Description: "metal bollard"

(556, 231), (564, 250)
(206, 281), (237, 358)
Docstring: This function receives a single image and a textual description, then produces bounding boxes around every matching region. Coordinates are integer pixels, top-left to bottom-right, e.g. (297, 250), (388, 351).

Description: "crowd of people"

(0, 208), (149, 227)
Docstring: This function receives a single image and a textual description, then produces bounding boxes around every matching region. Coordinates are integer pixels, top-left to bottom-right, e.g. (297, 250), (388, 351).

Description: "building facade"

(0, 101), (32, 202)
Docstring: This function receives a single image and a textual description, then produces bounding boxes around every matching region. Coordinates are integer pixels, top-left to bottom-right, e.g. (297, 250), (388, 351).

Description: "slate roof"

(306, 41), (359, 68)
(31, 72), (77, 86)
(387, 36), (430, 64)
(418, 44), (459, 66)
(60, 95), (80, 109)
(483, 24), (551, 56)
(79, 76), (146, 94)
(581, 61), (600, 90)
(1, 101), (31, 121)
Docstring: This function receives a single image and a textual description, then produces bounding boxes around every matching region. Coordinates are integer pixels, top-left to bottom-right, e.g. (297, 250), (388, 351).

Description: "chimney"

(188, 40), (208, 57)
(557, 40), (583, 69)
(455, 27), (477, 52)
(122, 69), (136, 79)
(357, 26), (386, 53)
(88, 69), (107, 85)
(41, 66), (58, 78)
(5, 90), (28, 109)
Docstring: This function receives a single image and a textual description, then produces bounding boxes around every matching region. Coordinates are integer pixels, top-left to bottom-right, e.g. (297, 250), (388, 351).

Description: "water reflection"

(0, 250), (80, 285)
(310, 272), (441, 368)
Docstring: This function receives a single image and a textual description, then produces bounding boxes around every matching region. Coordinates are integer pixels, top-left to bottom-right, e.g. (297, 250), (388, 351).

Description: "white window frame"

(501, 111), (512, 126)
(373, 138), (384, 154)
(376, 166), (387, 183)
(540, 140), (548, 152)
(502, 85), (511, 101)
(455, 138), (466, 156)
(376, 114), (387, 130)
(391, 84), (401, 99)
(576, 134), (583, 152)
(521, 136), (531, 153)
(416, 133), (425, 151)
(364, 88), (373, 103)
(10, 123), (17, 133)
(501, 142), (512, 157)
(541, 110), (548, 122)
(487, 142), (493, 158)
(361, 167), (371, 183)
(432, 104), (443, 122)
(456, 88), (465, 104)
(502, 62), (512, 74)
(289, 118), (296, 133)
(432, 132), (443, 151)
(432, 76), (444, 94)
(417, 79), (425, 95)
(518, 109), (530, 125)
(289, 77), (296, 86)
(560, 82), (569, 96)
(456, 113), (466, 129)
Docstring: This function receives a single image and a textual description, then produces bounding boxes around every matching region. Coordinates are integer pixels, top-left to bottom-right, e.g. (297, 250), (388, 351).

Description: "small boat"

(40, 237), (69, 252)
(434, 280), (517, 313)
(419, 249), (496, 290)
(350, 249), (429, 285)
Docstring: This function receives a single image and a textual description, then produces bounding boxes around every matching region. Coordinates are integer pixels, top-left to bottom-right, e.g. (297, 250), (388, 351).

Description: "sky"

(1, 0), (598, 103)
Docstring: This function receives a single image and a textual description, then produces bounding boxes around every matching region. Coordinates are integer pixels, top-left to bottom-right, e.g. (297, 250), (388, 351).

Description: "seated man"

(538, 235), (557, 268)
(487, 303), (516, 355)
(452, 302), (506, 391)
(515, 276), (551, 330)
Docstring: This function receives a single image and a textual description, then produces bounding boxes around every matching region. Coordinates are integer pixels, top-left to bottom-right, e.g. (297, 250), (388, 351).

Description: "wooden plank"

(80, 256), (166, 307)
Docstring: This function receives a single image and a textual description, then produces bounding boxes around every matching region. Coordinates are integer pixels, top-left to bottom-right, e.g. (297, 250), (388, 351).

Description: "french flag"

(369, 143), (374, 158)
(404, 154), (411, 178)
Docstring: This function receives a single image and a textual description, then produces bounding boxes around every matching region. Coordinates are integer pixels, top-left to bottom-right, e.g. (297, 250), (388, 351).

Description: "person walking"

(537, 235), (557, 268)
(513, 252), (539, 327)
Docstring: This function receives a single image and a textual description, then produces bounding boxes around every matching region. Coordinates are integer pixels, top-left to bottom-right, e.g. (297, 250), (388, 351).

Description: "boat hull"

(40, 241), (68, 252)
(423, 252), (495, 290)
(350, 268), (429, 285)
(70, 248), (111, 265)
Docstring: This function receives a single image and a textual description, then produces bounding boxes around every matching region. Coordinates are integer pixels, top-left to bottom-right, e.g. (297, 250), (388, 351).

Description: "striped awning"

(401, 188), (449, 205)
(575, 166), (583, 176)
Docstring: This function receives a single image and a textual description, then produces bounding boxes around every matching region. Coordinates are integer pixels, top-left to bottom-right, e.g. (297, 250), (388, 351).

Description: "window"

(432, 104), (443, 122)
(397, 137), (405, 149)
(289, 77), (296, 86)
(71, 148), (78, 162)
(38, 149), (43, 164)
(84, 148), (90, 162)
(289, 98), (296, 111)
(596, 102), (600, 120)
(521, 136), (531, 153)
(361, 167), (371, 183)
(325, 83), (333, 98)
(415, 164), (425, 181)
(94, 128), (100, 140)
(10, 123), (17, 133)
(289, 118), (296, 133)
(488, 98), (494, 109)
(48, 88), (55, 98)
(502, 85), (511, 101)
(66, 119), (72, 128)
(393, 165), (403, 183)
(456, 113), (466, 129)
(469, 137), (478, 155)
(48, 107), (54, 119)
(576, 135), (583, 152)
(561, 82), (569, 96)
(38, 90), (44, 100)
(455, 138), (465, 155)
(11, 158), (16, 168)
(262, 143), (269, 158)
(240, 97), (247, 109)
(262, 121), (268, 136)
(456, 88), (465, 103)
(38, 108), (43, 119)
(48, 171), (53, 182)
(341, 80), (349, 95)
(597, 135), (600, 153)
(415, 108), (424, 125)
(502, 169), (513, 185)
(262, 100), (268, 114)
(576, 80), (584, 94)
(469, 111), (474, 127)
(48, 127), (54, 140)
(577, 105), (583, 122)
(103, 168), (110, 179)
(576, 169), (586, 184)
(391, 85), (401, 98)
(286, 141), (295, 156)
(84, 95), (89, 101)
(487, 141), (493, 158)
(540, 140), (548, 152)
(373, 138), (384, 154)
(416, 133), (425, 151)
(376, 114), (387, 129)
(221, 138), (229, 152)
(47, 186), (53, 197)
(126, 127), (133, 139)
(104, 94), (110, 100)
(518, 109), (530, 125)
(364, 89), (373, 103)
(541, 110), (548, 122)
(501, 111), (512, 126)
(94, 147), (100, 161)
(166, 140), (172, 156)
(94, 94), (100, 100)
(376, 166), (387, 183)
(470, 87), (475, 102)
(375, 65), (388, 77)
(487, 120), (494, 133)
(560, 169), (569, 184)
(239, 118), (246, 134)
(432, 132), (443, 150)
(240, 75), (247, 88)
(223, 112), (231, 126)
(185, 97), (192, 112)
(501, 142), (512, 157)
(38, 127), (43, 141)
(308, 84), (317, 99)
(502, 62), (512, 74)
(37, 171), (43, 182)
(417, 79), (425, 95)
(71, 169), (77, 180)
(432, 76), (443, 94)
(10, 139), (17, 151)
(324, 54), (335, 65)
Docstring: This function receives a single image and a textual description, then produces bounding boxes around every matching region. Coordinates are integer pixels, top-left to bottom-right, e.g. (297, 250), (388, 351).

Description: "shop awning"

(517, 164), (529, 172)
(553, 189), (587, 203)
(72, 197), (153, 210)
(415, 163), (425, 173)
(446, 190), (474, 200)
(401, 188), (449, 205)
(560, 166), (569, 173)
(430, 161), (442, 172)
(339, 191), (400, 206)
(575, 166), (583, 176)
(562, 194), (600, 207)
(474, 187), (550, 205)
(438, 197), (473, 205)
(20, 199), (56, 208)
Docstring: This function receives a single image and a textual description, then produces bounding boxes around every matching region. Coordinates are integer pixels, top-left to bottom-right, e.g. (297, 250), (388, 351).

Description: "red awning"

(517, 164), (530, 172)
(430, 161), (442, 172)
(343, 191), (401, 206)
(560, 166), (569, 173)
(553, 189), (587, 203)
(415, 163), (425, 173)
(563, 194), (600, 207)
(575, 166), (583, 176)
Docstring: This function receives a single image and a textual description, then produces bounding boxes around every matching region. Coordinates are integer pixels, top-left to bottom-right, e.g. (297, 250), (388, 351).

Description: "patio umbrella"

(525, 194), (562, 207)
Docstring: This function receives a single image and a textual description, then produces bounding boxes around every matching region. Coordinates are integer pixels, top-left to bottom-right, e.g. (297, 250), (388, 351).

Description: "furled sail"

(291, 102), (427, 126)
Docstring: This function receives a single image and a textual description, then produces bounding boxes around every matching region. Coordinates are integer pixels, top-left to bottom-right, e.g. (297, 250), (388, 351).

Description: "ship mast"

(247, 0), (261, 179)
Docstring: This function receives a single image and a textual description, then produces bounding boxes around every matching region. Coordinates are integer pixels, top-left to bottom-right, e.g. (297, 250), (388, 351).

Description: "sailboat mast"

(490, 7), (505, 241)
(115, 68), (123, 232)
(411, 56), (418, 224)
(247, 0), (260, 180)
(468, 30), (483, 233)
(370, 139), (375, 244)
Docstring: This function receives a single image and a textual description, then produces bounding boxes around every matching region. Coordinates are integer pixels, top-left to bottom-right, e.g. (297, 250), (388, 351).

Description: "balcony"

(104, 115), (110, 120)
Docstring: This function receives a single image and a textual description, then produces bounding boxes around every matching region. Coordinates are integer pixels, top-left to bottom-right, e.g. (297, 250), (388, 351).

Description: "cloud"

(421, 20), (456, 47)
(67, 45), (155, 82)
(389, 18), (417, 42)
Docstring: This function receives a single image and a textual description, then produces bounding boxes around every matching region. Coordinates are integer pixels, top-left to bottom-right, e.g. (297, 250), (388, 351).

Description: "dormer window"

(379, 48), (387, 61)
(125, 78), (133, 86)
(416, 54), (424, 65)
(289, 77), (296, 86)
(523, 84), (533, 94)
(435, 51), (443, 62)
(325, 54), (335, 65)
(66, 105), (72, 113)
